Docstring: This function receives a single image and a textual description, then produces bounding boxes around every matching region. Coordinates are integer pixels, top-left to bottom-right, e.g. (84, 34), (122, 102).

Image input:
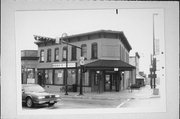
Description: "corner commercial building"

(34, 30), (135, 93)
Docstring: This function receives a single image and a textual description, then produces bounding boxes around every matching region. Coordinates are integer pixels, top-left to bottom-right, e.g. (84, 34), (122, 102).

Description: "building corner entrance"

(104, 72), (120, 92)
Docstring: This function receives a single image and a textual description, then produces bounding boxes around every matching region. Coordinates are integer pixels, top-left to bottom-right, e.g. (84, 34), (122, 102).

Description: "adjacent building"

(129, 52), (145, 87)
(34, 30), (135, 93)
(21, 50), (39, 84)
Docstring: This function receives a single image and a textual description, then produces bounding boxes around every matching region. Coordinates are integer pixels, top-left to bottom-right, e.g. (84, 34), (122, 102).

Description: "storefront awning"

(84, 60), (135, 71)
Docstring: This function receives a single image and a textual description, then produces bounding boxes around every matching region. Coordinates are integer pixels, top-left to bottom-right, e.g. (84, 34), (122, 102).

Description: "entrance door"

(105, 73), (117, 91)
(105, 74), (111, 91)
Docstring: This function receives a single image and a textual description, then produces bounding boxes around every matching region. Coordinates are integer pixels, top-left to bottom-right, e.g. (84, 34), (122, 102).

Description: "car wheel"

(48, 103), (55, 107)
(26, 97), (33, 108)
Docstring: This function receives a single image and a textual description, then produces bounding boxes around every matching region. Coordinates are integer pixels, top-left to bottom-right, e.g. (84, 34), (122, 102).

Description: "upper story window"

(91, 42), (98, 59)
(120, 45), (122, 60)
(71, 46), (77, 61)
(54, 48), (59, 61)
(81, 44), (87, 59)
(47, 49), (51, 62)
(62, 46), (68, 61)
(40, 50), (44, 62)
(126, 52), (129, 63)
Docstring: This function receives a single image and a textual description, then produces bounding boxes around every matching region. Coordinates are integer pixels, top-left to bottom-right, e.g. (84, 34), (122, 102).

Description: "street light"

(61, 33), (68, 95)
(60, 33), (84, 95)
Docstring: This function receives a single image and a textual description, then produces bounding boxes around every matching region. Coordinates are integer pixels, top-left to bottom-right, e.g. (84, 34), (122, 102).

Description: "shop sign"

(27, 78), (35, 84)
(52, 63), (76, 68)
(114, 68), (119, 71)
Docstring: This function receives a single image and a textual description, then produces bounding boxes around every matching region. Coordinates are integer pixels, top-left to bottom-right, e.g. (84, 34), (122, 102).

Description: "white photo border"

(1, 1), (179, 119)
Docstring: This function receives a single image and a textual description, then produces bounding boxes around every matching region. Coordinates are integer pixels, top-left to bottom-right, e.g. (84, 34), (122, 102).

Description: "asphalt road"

(22, 98), (128, 110)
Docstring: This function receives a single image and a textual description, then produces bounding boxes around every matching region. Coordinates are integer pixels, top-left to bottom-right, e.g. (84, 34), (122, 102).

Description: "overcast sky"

(15, 9), (164, 75)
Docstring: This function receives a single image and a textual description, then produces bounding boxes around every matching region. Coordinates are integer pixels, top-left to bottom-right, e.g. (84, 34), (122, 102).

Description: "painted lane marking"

(116, 99), (131, 108)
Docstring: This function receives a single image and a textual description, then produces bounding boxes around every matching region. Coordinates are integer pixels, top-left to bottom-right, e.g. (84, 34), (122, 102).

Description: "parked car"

(22, 84), (61, 108)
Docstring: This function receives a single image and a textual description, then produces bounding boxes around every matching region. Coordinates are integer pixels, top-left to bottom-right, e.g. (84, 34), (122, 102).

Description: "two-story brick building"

(34, 30), (135, 93)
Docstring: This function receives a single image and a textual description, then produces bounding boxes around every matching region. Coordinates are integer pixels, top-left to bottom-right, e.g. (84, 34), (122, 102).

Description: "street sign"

(79, 57), (85, 65)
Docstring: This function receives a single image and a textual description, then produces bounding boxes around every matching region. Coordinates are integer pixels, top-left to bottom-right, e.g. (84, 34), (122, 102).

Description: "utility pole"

(152, 13), (158, 89)
(149, 13), (158, 89)
(61, 33), (68, 95)
(79, 56), (85, 95)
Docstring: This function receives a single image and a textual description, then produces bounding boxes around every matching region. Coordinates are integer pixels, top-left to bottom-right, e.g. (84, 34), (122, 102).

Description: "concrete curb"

(61, 95), (128, 100)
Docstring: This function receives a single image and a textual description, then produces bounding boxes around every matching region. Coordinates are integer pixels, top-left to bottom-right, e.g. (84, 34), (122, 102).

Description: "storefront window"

(26, 68), (35, 84)
(78, 69), (89, 86)
(27, 68), (35, 78)
(45, 69), (53, 85)
(54, 69), (64, 85)
(67, 69), (76, 85)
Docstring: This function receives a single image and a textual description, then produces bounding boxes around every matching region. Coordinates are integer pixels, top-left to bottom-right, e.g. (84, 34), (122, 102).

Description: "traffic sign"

(79, 57), (85, 65)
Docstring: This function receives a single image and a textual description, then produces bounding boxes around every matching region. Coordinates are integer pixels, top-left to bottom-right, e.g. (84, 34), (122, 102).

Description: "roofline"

(65, 30), (132, 51)
(34, 30), (132, 51)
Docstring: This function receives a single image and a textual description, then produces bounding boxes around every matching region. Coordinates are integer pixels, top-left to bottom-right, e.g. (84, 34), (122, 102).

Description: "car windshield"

(23, 85), (45, 93)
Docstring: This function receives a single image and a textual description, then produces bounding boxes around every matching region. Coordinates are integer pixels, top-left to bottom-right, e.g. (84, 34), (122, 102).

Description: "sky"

(15, 9), (164, 75)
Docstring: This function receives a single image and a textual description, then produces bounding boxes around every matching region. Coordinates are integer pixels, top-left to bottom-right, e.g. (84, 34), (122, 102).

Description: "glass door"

(105, 73), (117, 91)
(105, 74), (111, 91)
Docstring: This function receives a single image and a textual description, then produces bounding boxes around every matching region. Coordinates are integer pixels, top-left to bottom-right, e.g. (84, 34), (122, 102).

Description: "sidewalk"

(47, 85), (160, 100)
(118, 85), (162, 108)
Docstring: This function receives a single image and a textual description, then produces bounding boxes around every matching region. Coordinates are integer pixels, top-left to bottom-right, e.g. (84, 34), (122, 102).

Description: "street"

(22, 98), (128, 110)
(22, 85), (161, 110)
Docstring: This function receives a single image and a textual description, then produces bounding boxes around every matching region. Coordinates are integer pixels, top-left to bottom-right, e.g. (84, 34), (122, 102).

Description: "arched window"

(81, 44), (87, 59)
(91, 42), (98, 59)
(47, 49), (51, 62)
(71, 46), (77, 61)
(40, 50), (44, 62)
(62, 46), (67, 61)
(54, 48), (59, 61)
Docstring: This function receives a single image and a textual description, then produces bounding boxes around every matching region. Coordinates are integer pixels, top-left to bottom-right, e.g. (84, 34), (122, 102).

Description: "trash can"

(72, 84), (77, 92)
